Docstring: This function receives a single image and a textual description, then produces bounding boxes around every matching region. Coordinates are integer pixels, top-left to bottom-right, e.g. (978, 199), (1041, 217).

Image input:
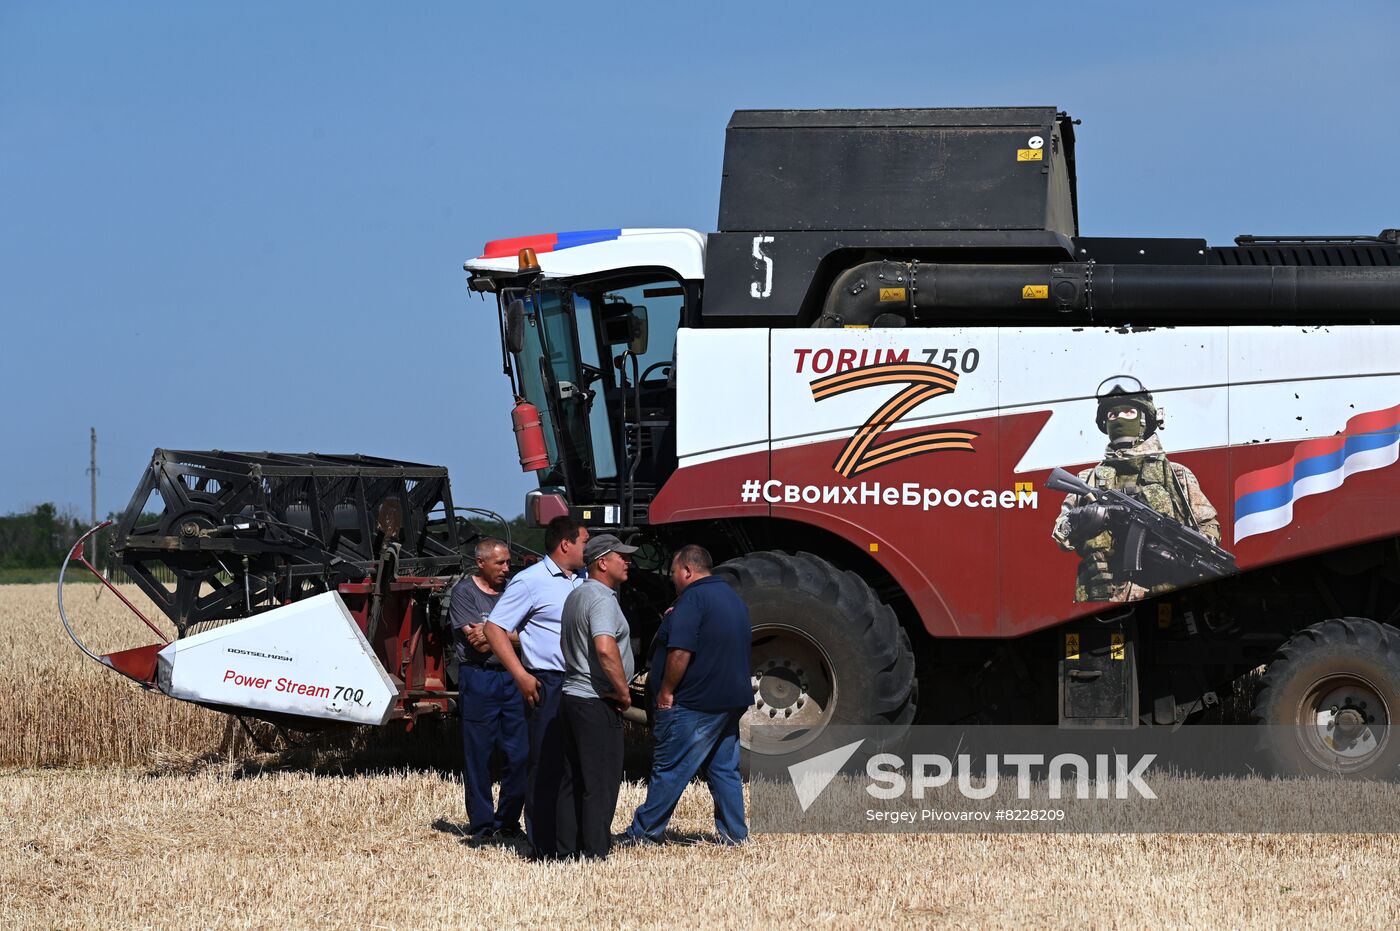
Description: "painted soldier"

(1052, 376), (1222, 602)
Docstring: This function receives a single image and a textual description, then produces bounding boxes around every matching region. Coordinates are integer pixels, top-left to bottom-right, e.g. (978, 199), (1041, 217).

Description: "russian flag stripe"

(478, 228), (621, 260)
(1233, 402), (1400, 543)
(479, 233), (557, 259)
(552, 228), (622, 250)
(1236, 429), (1400, 517)
(1233, 435), (1347, 498)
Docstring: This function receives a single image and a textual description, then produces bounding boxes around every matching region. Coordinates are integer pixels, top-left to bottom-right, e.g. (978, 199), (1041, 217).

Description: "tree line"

(0, 503), (87, 569)
(0, 502), (544, 570)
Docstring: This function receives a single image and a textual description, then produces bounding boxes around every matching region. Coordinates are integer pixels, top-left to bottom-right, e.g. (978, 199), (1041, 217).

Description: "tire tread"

(715, 549), (918, 725)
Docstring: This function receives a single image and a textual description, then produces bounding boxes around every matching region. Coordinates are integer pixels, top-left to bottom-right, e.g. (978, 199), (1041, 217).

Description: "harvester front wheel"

(1252, 617), (1400, 777)
(714, 550), (916, 760)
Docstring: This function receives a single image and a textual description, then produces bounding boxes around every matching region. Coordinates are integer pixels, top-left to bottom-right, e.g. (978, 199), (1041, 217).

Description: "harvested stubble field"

(3, 582), (1400, 929)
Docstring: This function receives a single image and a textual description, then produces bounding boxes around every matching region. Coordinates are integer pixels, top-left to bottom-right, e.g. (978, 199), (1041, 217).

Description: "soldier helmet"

(1095, 375), (1159, 438)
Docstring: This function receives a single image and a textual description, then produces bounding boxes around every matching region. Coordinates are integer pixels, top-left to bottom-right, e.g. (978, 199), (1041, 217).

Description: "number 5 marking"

(750, 235), (774, 299)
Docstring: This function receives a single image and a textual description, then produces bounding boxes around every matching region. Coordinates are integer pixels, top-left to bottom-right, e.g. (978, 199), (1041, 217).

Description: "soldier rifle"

(1046, 467), (1238, 589)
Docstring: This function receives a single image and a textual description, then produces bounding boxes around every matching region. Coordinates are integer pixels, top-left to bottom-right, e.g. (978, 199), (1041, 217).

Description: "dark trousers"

(459, 663), (528, 835)
(556, 694), (625, 859)
(523, 669), (566, 857)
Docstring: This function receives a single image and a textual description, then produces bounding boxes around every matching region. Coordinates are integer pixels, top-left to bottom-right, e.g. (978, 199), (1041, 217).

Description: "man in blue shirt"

(626, 544), (752, 845)
(484, 516), (588, 859)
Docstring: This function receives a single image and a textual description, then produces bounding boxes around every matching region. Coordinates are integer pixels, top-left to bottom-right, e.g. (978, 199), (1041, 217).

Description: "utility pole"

(89, 428), (97, 527)
(87, 428), (103, 582)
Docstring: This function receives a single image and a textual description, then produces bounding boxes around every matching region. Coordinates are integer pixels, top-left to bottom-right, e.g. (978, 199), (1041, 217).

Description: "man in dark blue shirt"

(625, 544), (751, 844)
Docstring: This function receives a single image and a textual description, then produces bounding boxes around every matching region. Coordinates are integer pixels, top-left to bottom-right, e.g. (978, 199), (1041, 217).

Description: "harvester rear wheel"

(714, 550), (916, 761)
(1252, 617), (1400, 777)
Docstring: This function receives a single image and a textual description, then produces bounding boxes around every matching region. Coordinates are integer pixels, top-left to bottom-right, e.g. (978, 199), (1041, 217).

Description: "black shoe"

(616, 833), (661, 848)
(491, 825), (525, 841)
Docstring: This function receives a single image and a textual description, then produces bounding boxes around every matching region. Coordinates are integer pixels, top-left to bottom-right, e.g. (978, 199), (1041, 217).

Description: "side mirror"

(629, 306), (649, 355)
(504, 299), (526, 355)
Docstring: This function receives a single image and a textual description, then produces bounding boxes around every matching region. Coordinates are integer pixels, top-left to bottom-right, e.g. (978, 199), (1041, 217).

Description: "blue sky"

(3, 1), (1397, 522)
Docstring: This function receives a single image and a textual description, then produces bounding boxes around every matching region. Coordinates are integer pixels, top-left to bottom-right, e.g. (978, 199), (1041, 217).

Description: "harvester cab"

(465, 228), (702, 529)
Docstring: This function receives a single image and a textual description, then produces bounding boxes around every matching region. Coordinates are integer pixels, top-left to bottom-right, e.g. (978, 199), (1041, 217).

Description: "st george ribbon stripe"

(834, 384), (951, 477)
(848, 434), (980, 476)
(1234, 402), (1400, 543)
(810, 363), (958, 401)
(809, 362), (976, 478)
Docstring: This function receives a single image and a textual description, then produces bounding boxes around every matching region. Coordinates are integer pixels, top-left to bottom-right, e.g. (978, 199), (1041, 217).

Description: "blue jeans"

(459, 663), (528, 835)
(627, 706), (747, 844)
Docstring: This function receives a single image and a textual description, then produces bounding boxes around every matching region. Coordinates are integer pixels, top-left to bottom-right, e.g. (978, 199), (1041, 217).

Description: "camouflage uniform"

(1052, 435), (1220, 603)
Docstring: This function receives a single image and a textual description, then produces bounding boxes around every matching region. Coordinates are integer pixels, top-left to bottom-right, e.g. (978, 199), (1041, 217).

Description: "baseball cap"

(584, 533), (638, 564)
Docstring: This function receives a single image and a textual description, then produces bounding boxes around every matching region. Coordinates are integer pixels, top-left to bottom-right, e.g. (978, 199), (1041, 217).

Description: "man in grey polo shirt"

(484, 515), (588, 860)
(555, 533), (637, 860)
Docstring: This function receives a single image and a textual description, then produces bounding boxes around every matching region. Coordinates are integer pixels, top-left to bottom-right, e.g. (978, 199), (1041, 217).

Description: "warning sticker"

(1021, 285), (1049, 300)
(1017, 148), (1044, 161)
(878, 287), (907, 302)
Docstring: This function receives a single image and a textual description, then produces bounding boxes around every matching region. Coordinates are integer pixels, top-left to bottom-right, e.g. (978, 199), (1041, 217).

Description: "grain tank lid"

(718, 106), (1079, 236)
(725, 106), (1064, 130)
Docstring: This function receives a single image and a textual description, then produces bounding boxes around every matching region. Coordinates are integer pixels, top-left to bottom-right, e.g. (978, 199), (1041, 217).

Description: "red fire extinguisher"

(512, 398), (550, 472)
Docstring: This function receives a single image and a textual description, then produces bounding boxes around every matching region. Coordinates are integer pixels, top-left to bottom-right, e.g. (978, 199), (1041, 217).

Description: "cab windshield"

(504, 274), (683, 514)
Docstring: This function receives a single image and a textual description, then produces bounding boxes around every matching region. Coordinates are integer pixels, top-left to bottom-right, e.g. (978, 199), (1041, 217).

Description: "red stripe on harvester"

(478, 233), (559, 259)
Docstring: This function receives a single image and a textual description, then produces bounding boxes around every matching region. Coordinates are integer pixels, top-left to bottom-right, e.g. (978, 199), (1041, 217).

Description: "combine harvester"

(64, 107), (1400, 775)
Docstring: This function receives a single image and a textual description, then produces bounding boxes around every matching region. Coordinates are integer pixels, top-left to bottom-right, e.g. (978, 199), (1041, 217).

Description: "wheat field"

(1, 582), (236, 767)
(4, 583), (1400, 929)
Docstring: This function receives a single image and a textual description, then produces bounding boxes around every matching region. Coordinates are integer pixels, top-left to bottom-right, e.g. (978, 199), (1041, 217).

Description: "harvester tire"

(714, 550), (917, 761)
(1252, 616), (1400, 777)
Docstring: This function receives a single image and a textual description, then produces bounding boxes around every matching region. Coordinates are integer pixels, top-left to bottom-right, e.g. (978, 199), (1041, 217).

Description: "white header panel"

(156, 592), (397, 726)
